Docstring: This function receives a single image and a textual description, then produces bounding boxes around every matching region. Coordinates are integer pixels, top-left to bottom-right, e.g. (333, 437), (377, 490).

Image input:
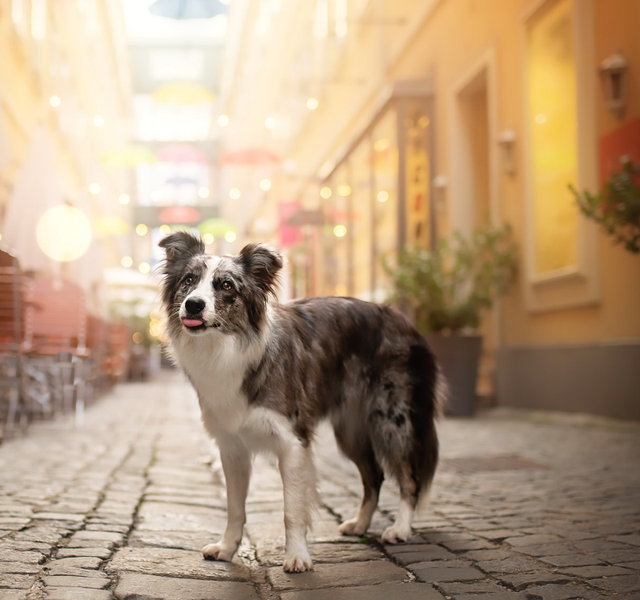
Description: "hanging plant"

(571, 159), (640, 254)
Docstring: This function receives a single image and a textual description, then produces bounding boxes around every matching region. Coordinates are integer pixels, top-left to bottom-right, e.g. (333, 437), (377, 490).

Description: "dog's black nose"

(185, 297), (205, 314)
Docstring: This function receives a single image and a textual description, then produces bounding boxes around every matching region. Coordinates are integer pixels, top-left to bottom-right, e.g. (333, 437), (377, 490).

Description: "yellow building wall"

(387, 0), (640, 346)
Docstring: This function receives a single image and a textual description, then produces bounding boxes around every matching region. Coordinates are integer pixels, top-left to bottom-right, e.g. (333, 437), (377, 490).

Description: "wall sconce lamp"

(600, 49), (628, 119)
(497, 128), (517, 175)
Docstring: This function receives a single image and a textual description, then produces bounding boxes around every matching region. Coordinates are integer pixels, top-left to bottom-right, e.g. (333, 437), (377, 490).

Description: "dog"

(158, 231), (444, 572)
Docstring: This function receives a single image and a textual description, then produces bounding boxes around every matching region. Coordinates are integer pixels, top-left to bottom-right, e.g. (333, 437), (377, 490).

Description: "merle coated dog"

(158, 232), (444, 572)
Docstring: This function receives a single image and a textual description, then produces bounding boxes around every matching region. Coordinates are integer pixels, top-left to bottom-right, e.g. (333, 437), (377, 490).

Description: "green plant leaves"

(386, 224), (518, 335)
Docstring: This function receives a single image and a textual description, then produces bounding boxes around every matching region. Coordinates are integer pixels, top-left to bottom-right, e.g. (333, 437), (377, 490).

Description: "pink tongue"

(183, 319), (204, 327)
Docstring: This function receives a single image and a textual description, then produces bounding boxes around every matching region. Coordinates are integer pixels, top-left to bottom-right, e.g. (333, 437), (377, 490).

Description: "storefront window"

(351, 137), (373, 299)
(372, 108), (399, 301)
(527, 0), (579, 274)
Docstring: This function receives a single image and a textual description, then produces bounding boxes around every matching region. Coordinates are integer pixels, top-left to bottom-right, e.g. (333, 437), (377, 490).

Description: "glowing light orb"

(265, 117), (276, 129)
(320, 187), (332, 199)
(218, 115), (229, 127)
(36, 205), (92, 262)
(159, 224), (171, 235)
(337, 184), (351, 197)
(377, 190), (389, 203)
(307, 98), (319, 110)
(333, 225), (347, 238)
(229, 188), (241, 200)
(198, 187), (210, 199)
(136, 224), (148, 236)
(49, 96), (61, 107)
(132, 332), (143, 344)
(121, 256), (133, 268)
(225, 231), (237, 243)
(260, 179), (271, 191)
(203, 233), (214, 245)
(119, 193), (130, 205)
(139, 262), (150, 274)
(93, 115), (104, 127)
(89, 183), (100, 194)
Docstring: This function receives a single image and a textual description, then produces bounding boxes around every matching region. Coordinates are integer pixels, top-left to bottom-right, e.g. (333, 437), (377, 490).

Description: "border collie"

(158, 232), (444, 572)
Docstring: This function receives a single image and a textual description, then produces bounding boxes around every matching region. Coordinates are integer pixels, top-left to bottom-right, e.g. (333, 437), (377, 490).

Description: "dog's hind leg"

(381, 463), (418, 543)
(278, 439), (316, 572)
(203, 438), (250, 562)
(334, 426), (384, 537)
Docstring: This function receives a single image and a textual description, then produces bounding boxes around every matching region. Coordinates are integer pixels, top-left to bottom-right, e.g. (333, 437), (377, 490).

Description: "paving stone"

(522, 583), (604, 599)
(385, 545), (457, 565)
(496, 573), (575, 591)
(55, 547), (112, 559)
(43, 576), (110, 589)
(113, 572), (260, 600)
(574, 539), (630, 553)
(45, 565), (110, 578)
(444, 538), (497, 551)
(476, 556), (542, 574)
(71, 531), (124, 545)
(0, 591), (28, 600)
(538, 554), (604, 567)
(558, 564), (633, 578)
(84, 524), (130, 533)
(411, 564), (486, 583)
(611, 534), (640, 547)
(128, 531), (221, 552)
(516, 544), (573, 557)
(454, 593), (527, 600)
(505, 534), (563, 548)
(0, 574), (36, 589)
(462, 549), (512, 561)
(0, 549), (44, 564)
(436, 580), (511, 595)
(256, 542), (383, 566)
(33, 512), (85, 522)
(588, 574), (640, 594)
(278, 583), (442, 600)
(267, 560), (407, 591)
(44, 588), (112, 600)
(106, 547), (251, 581)
(46, 557), (103, 570)
(0, 562), (40, 575)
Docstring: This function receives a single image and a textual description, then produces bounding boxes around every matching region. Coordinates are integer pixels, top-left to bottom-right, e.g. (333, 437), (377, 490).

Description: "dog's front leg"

(203, 438), (250, 562)
(278, 440), (315, 572)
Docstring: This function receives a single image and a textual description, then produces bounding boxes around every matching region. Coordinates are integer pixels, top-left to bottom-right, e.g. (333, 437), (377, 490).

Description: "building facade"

(233, 0), (640, 420)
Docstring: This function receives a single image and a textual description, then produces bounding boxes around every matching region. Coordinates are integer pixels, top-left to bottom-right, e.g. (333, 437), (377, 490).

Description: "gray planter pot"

(426, 333), (483, 417)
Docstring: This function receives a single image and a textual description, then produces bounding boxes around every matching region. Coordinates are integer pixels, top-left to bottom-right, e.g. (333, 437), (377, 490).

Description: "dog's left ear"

(159, 231), (205, 266)
(239, 243), (283, 297)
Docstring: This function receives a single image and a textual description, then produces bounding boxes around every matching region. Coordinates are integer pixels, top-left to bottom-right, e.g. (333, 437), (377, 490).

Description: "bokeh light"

(139, 262), (150, 274)
(333, 225), (347, 238)
(121, 256), (133, 268)
(119, 193), (130, 205)
(136, 224), (148, 236)
(203, 233), (214, 245)
(36, 205), (92, 262)
(229, 188), (241, 200)
(260, 179), (271, 191)
(225, 231), (236, 243)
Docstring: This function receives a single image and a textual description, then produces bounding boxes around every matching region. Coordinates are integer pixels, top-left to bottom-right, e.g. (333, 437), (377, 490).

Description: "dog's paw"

(381, 524), (411, 544)
(339, 518), (368, 536)
(283, 551), (313, 573)
(202, 542), (235, 562)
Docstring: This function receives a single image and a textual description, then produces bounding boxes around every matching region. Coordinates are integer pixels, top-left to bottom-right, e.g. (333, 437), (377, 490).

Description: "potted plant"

(571, 158), (640, 254)
(386, 224), (518, 416)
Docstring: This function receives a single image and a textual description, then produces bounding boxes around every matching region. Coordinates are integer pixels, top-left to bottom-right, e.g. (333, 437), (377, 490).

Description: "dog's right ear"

(159, 231), (205, 266)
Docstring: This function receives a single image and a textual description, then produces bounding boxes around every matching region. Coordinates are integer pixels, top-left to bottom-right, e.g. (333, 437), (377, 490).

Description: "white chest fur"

(171, 332), (292, 451)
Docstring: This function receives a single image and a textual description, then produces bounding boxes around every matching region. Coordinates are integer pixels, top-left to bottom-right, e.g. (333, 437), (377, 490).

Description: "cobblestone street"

(0, 371), (639, 600)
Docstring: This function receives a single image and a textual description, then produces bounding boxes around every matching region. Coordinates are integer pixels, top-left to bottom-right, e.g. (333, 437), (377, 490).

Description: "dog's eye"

(222, 280), (233, 291)
(183, 275), (194, 286)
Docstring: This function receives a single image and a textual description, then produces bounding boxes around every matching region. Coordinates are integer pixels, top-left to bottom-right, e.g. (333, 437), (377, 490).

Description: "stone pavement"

(1, 371), (639, 600)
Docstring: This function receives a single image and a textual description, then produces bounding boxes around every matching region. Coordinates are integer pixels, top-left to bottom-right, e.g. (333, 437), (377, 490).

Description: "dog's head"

(159, 231), (282, 339)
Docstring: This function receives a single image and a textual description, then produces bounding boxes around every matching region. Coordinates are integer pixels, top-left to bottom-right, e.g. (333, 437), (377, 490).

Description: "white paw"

(283, 551), (313, 572)
(339, 518), (368, 536)
(381, 524), (411, 544)
(202, 542), (235, 562)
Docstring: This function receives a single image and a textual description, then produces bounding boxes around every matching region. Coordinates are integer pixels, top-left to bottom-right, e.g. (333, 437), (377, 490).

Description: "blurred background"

(0, 0), (639, 439)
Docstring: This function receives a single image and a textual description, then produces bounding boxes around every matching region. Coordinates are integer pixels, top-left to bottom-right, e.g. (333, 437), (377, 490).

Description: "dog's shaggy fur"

(159, 232), (444, 572)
